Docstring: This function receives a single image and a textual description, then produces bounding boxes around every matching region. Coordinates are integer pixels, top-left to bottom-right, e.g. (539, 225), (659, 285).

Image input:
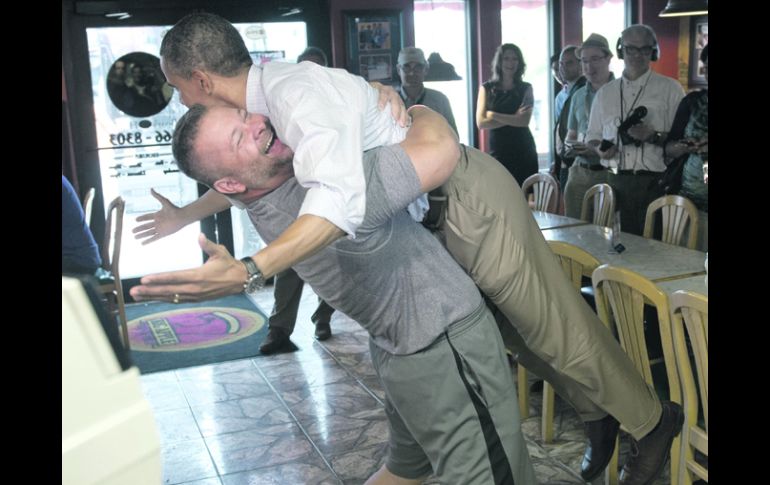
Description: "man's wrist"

(649, 131), (664, 146)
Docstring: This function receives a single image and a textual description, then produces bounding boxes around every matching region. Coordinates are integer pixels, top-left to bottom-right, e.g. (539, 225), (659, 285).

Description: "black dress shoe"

(259, 328), (294, 355)
(314, 321), (332, 341)
(581, 414), (621, 482)
(619, 401), (684, 485)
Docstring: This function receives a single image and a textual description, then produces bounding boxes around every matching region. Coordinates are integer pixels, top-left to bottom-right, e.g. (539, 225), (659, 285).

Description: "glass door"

(85, 21), (307, 277)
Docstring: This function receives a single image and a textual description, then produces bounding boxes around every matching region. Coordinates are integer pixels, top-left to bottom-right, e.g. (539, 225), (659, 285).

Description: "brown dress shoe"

(619, 401), (684, 485)
(581, 414), (620, 481)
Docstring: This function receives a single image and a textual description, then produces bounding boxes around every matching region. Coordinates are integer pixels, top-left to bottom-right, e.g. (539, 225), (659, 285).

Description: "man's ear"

(212, 177), (246, 195)
(191, 69), (213, 95)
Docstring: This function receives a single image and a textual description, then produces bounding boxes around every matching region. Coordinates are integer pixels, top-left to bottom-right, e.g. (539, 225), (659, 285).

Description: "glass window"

(582, 0), (625, 79)
(500, 0), (549, 168)
(414, 0), (471, 145)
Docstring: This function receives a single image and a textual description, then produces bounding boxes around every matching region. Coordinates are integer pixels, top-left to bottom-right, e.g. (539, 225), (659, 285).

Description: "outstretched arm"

(131, 107), (456, 303)
(133, 189), (232, 244)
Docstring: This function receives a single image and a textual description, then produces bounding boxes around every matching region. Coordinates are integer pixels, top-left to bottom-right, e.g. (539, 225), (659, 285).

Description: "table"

(656, 275), (708, 297)
(531, 211), (589, 230)
(541, 224), (707, 282)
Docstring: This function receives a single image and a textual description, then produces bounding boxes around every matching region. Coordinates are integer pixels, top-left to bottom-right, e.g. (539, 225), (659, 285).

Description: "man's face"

(161, 57), (214, 108)
(398, 62), (427, 88)
(579, 46), (611, 85)
(621, 30), (654, 72)
(195, 107), (294, 194)
(559, 50), (581, 83)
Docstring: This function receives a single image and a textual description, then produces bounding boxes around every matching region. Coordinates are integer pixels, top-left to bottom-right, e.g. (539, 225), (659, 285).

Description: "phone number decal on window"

(109, 130), (173, 146)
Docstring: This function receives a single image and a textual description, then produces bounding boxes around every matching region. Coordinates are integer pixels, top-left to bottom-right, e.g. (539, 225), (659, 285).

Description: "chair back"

(98, 196), (128, 349)
(81, 187), (95, 229)
(592, 264), (683, 483)
(669, 290), (708, 484)
(580, 183), (615, 227)
(643, 195), (699, 249)
(548, 240), (600, 290)
(521, 173), (559, 213)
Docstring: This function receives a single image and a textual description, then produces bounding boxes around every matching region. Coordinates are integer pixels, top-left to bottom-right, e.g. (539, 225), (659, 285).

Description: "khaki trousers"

(437, 145), (662, 439)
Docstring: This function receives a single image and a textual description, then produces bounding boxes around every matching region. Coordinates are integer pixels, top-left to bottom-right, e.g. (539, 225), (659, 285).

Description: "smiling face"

(579, 46), (612, 86)
(501, 49), (520, 76)
(621, 29), (655, 76)
(194, 107), (295, 196)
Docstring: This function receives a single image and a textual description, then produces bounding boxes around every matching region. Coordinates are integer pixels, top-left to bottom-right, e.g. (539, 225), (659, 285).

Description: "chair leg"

(541, 382), (555, 443)
(115, 287), (130, 350)
(517, 365), (530, 419)
(604, 436), (619, 485)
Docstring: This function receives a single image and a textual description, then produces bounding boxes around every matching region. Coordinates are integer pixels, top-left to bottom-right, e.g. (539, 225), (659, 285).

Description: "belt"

(574, 161), (606, 171)
(613, 169), (662, 176)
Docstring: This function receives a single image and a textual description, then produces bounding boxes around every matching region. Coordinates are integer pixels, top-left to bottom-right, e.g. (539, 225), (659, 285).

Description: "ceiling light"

(659, 0), (708, 17)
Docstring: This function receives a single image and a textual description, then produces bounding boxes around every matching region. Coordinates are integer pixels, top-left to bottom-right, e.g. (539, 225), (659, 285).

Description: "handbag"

(657, 154), (687, 195)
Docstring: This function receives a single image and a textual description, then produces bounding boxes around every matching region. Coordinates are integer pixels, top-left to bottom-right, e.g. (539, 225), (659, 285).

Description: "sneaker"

(619, 401), (684, 485)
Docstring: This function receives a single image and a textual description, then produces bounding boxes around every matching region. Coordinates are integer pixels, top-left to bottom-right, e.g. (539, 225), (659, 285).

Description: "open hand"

(371, 81), (409, 127)
(133, 189), (188, 245)
(130, 233), (247, 303)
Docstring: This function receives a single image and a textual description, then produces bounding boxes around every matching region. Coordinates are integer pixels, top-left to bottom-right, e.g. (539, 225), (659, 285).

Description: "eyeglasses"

(559, 59), (578, 67)
(398, 63), (425, 73)
(622, 45), (654, 56)
(580, 55), (608, 65)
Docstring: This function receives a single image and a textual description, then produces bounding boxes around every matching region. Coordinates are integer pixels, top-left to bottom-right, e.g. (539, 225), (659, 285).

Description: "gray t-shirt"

(245, 144), (482, 354)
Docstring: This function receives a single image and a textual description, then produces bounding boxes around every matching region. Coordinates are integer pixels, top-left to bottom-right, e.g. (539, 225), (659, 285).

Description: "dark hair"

(700, 44), (708, 63)
(172, 104), (217, 187)
(160, 12), (253, 79)
(298, 46), (328, 66)
(490, 43), (526, 85)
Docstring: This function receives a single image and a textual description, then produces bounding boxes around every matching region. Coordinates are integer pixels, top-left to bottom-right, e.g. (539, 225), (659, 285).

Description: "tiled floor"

(141, 284), (673, 484)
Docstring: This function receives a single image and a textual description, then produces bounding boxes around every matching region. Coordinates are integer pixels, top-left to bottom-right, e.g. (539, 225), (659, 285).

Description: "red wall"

(637, 0), (681, 79)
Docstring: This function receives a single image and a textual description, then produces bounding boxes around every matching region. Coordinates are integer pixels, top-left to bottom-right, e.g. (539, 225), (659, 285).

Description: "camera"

(618, 106), (647, 146)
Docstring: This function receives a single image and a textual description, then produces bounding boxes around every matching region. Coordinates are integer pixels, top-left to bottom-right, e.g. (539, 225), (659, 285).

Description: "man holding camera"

(586, 24), (684, 235)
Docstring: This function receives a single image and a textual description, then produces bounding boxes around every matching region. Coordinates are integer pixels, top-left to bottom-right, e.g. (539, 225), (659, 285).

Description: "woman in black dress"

(476, 43), (539, 185)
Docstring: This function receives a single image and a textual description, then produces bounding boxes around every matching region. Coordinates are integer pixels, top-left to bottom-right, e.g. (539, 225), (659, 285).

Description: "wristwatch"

(650, 131), (663, 146)
(240, 257), (266, 294)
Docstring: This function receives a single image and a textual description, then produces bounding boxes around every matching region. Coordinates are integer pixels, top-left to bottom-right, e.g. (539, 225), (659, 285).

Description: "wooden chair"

(521, 173), (559, 213)
(97, 196), (129, 349)
(580, 183), (615, 227)
(643, 195), (699, 249)
(592, 264), (683, 485)
(81, 187), (95, 229)
(524, 241), (600, 443)
(669, 291), (708, 484)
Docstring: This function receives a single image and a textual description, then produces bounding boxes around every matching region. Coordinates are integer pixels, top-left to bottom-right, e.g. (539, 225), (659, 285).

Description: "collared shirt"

(586, 69), (684, 172)
(554, 84), (570, 119)
(567, 74), (614, 167)
(245, 63), (415, 237)
(398, 85), (458, 134)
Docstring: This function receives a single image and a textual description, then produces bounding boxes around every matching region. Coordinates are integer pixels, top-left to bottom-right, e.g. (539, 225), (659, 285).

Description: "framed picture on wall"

(689, 16), (708, 86)
(344, 10), (403, 84)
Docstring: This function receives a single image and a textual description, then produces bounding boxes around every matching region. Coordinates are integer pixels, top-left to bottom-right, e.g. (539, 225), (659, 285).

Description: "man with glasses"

(396, 47), (457, 134)
(562, 33), (614, 218)
(586, 24), (684, 236)
(552, 45), (587, 199)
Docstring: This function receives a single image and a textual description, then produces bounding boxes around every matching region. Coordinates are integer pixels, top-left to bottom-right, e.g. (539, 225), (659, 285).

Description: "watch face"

(245, 275), (264, 293)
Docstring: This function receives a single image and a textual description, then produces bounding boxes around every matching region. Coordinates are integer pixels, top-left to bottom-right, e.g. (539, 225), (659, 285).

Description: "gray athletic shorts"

(369, 302), (536, 484)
